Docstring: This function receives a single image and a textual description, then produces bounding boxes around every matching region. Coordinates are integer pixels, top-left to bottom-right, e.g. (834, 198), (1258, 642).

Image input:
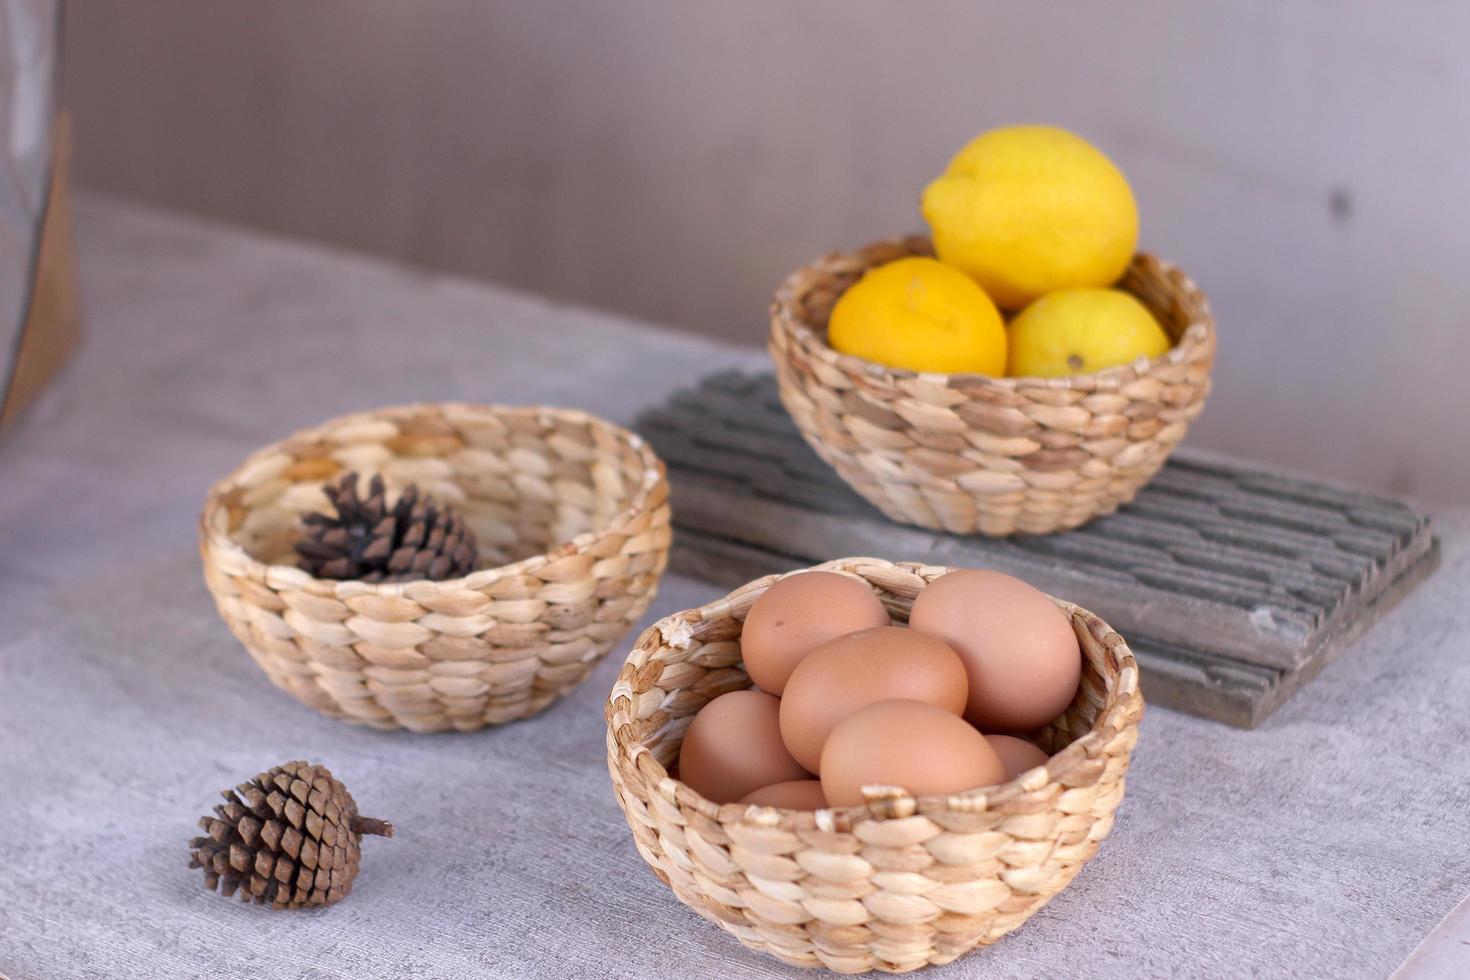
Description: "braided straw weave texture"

(606, 558), (1143, 973)
(201, 403), (670, 732)
(770, 237), (1216, 536)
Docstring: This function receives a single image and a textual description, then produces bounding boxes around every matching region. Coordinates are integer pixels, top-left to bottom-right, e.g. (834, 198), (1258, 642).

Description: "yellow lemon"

(1006, 288), (1170, 378)
(921, 125), (1138, 309)
(828, 257), (1006, 375)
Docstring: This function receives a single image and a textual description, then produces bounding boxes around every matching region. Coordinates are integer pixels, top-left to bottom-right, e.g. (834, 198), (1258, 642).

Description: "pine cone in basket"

(188, 760), (393, 909)
(295, 471), (478, 582)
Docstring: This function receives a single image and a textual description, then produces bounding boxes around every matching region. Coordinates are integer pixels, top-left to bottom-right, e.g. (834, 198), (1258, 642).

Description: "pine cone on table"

(294, 471), (478, 582)
(188, 760), (393, 910)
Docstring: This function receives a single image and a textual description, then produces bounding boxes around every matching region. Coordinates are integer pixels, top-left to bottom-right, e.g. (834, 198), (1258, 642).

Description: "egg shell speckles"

(740, 571), (890, 696)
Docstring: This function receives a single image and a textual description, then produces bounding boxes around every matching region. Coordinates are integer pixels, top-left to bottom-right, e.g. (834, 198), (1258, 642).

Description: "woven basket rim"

(606, 557), (1142, 831)
(199, 401), (666, 598)
(770, 234), (1216, 390)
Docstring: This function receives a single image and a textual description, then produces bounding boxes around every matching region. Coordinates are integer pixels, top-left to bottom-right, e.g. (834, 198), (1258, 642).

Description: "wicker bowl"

(200, 402), (671, 732)
(605, 558), (1143, 973)
(770, 236), (1216, 536)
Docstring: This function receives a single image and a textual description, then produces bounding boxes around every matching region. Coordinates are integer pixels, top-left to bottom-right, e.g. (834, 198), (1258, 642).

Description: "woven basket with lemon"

(770, 125), (1215, 536)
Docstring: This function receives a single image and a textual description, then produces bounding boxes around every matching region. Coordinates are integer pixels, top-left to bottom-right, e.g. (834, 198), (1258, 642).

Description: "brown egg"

(678, 690), (809, 804)
(987, 734), (1050, 780)
(820, 700), (1007, 807)
(910, 569), (1081, 732)
(738, 779), (828, 810)
(741, 571), (890, 695)
(779, 625), (968, 772)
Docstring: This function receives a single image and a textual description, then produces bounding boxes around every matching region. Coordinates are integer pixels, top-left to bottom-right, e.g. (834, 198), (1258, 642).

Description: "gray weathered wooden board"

(637, 371), (1440, 727)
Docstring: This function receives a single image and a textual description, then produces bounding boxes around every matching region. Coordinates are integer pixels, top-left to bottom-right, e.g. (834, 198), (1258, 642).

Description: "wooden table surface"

(1, 195), (1466, 979)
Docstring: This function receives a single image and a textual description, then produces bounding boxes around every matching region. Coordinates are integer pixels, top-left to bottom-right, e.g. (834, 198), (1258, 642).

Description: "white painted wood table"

(1, 196), (1466, 979)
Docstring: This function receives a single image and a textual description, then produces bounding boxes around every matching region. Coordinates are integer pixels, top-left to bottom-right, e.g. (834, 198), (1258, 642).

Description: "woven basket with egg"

(606, 558), (1142, 973)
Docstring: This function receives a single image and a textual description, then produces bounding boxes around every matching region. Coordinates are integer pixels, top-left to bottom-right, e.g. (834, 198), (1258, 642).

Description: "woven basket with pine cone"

(189, 761), (393, 909)
(295, 471), (478, 582)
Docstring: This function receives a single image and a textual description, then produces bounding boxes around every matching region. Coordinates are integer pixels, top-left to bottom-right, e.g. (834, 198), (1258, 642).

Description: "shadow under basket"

(769, 236), (1216, 536)
(200, 402), (671, 732)
(605, 558), (1143, 974)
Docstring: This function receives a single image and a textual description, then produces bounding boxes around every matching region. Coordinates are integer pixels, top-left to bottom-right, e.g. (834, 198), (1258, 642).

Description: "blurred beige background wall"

(62, 1), (1469, 501)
